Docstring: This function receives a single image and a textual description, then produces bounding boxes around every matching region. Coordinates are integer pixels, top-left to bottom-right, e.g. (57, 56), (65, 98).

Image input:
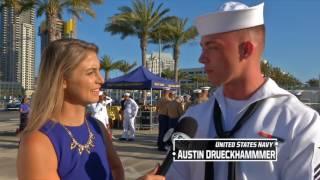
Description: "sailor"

(167, 1), (320, 180)
(119, 93), (139, 141)
(88, 91), (111, 127)
(182, 94), (192, 112)
(199, 86), (211, 103)
(192, 89), (202, 105)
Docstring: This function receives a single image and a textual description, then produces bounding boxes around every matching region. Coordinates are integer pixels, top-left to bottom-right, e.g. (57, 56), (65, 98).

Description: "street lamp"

(158, 38), (162, 77)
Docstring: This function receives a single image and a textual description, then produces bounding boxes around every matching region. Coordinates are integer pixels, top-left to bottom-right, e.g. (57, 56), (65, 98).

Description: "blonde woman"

(17, 39), (124, 180)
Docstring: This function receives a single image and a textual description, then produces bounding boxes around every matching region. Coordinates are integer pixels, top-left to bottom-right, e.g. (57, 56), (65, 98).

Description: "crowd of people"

(156, 87), (210, 151)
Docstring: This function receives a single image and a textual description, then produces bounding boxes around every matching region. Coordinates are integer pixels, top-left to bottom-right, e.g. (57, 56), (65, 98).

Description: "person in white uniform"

(88, 91), (112, 127)
(166, 1), (320, 180)
(119, 93), (139, 141)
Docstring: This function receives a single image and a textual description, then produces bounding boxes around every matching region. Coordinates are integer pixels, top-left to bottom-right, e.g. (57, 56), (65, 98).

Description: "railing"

(106, 106), (159, 131)
(135, 111), (158, 130)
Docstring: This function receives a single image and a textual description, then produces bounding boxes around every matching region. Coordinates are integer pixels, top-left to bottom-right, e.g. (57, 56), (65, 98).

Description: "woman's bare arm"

(17, 131), (59, 180)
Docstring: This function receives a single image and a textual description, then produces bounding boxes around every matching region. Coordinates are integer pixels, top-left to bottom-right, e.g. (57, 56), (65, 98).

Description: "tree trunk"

(140, 36), (148, 105)
(105, 70), (110, 81)
(140, 36), (147, 67)
(47, 14), (61, 42)
(173, 45), (180, 82)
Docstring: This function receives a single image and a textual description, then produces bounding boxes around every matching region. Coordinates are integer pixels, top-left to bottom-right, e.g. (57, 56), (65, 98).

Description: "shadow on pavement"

(113, 133), (167, 161)
(0, 138), (19, 143)
(0, 143), (18, 149)
(0, 119), (18, 123)
(115, 144), (165, 154)
(0, 138), (19, 149)
(0, 130), (19, 149)
(113, 134), (159, 145)
(119, 154), (164, 161)
(0, 131), (17, 137)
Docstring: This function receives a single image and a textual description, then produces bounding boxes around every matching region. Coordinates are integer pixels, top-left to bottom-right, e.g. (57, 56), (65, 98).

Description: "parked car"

(6, 101), (21, 111)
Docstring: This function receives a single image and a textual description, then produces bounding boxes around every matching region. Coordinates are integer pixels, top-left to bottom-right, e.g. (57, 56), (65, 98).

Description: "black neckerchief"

(205, 98), (265, 180)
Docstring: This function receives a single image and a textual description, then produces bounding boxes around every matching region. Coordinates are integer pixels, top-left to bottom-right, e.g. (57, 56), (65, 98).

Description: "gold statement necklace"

(61, 120), (95, 155)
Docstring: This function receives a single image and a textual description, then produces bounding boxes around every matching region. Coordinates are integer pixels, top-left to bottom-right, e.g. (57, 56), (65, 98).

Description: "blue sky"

(35, 0), (320, 82)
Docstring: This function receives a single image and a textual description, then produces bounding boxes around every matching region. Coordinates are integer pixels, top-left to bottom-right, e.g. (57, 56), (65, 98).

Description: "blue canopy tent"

(102, 66), (180, 130)
(102, 66), (179, 90)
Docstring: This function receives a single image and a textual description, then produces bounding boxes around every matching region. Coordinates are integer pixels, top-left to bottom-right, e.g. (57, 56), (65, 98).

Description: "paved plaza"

(0, 111), (166, 180)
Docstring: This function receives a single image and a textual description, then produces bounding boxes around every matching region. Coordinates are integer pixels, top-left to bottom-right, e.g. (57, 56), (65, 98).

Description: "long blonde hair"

(24, 39), (98, 133)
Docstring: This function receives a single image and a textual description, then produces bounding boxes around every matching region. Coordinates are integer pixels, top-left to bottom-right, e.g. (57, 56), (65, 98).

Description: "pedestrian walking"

(119, 93), (139, 141)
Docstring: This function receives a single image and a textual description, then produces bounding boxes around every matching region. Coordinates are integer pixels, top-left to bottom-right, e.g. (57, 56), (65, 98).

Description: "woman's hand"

(137, 164), (165, 180)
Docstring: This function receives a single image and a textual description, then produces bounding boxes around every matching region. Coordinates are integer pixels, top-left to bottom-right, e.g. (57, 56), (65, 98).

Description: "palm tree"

(0, 0), (25, 27)
(105, 0), (171, 67)
(151, 17), (198, 82)
(20, 0), (103, 42)
(190, 75), (208, 88)
(260, 60), (272, 77)
(100, 55), (123, 80)
(118, 60), (137, 74)
(0, 0), (22, 12)
(161, 68), (188, 80)
(161, 68), (174, 79)
(306, 78), (319, 88)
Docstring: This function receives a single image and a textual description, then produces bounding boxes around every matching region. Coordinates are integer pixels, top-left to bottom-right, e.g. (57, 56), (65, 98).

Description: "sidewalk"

(113, 129), (166, 179)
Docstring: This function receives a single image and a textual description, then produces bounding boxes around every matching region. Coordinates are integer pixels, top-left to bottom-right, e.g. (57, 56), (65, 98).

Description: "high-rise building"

(0, 7), (35, 97)
(38, 18), (77, 53)
(146, 52), (174, 75)
(0, 7), (15, 82)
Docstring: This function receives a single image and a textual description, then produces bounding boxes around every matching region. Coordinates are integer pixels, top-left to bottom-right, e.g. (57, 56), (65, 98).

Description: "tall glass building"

(0, 7), (35, 97)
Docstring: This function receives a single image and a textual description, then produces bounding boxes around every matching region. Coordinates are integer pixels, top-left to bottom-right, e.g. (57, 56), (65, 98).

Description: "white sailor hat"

(124, 93), (130, 96)
(99, 91), (104, 96)
(201, 86), (211, 91)
(193, 89), (202, 93)
(196, 1), (264, 36)
(163, 87), (171, 91)
(170, 91), (177, 95)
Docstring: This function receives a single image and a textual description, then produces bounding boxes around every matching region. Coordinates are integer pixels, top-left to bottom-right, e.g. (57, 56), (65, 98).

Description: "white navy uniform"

(89, 98), (112, 127)
(121, 98), (139, 139)
(166, 78), (320, 180)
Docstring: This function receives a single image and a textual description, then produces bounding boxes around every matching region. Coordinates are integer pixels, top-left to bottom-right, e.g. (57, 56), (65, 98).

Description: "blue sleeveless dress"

(40, 116), (113, 180)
